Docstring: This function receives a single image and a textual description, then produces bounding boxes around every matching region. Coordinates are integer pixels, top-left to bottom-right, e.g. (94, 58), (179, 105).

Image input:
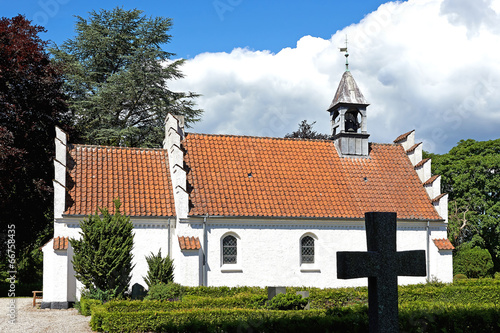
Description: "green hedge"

(78, 297), (102, 316)
(183, 285), (266, 298)
(399, 284), (500, 304)
(91, 307), (367, 333)
(88, 280), (500, 332)
(100, 293), (268, 313)
(90, 303), (500, 333)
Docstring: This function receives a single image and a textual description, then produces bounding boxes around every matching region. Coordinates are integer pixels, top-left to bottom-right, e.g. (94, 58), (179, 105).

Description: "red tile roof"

(178, 236), (201, 250)
(53, 237), (69, 250)
(184, 134), (442, 220)
(64, 145), (175, 217)
(433, 238), (455, 250)
(394, 130), (414, 143)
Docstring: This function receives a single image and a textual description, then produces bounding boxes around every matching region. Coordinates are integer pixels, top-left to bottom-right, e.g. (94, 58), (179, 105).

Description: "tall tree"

(285, 120), (329, 140)
(51, 7), (202, 147)
(426, 139), (500, 272)
(0, 15), (68, 281)
(70, 199), (134, 300)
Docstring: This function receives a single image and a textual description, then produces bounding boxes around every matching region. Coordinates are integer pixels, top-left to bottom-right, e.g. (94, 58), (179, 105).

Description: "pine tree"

(70, 199), (134, 299)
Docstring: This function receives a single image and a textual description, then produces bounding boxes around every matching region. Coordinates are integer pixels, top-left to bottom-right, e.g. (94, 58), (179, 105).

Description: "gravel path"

(0, 298), (92, 333)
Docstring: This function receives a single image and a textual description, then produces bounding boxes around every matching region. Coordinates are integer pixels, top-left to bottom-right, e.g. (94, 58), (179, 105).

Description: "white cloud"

(170, 0), (500, 153)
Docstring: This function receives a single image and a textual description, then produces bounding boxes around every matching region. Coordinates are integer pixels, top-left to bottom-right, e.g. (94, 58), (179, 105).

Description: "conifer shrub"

(143, 250), (174, 288)
(70, 199), (134, 301)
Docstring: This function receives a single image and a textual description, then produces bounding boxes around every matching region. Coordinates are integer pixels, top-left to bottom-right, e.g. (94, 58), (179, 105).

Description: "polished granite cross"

(337, 212), (427, 333)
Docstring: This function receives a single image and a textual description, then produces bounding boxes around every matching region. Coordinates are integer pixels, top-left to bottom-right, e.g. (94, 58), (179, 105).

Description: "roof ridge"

(71, 144), (166, 151)
(185, 132), (335, 142)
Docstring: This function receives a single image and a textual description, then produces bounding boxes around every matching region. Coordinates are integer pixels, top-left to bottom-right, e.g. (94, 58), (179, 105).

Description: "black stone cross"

(337, 212), (427, 333)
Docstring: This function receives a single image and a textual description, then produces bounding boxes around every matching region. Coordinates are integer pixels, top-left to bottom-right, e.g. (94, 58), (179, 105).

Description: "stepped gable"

(64, 145), (176, 217)
(183, 133), (442, 220)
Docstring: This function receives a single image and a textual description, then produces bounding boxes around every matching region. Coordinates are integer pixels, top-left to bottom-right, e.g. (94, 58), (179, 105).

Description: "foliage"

(267, 293), (309, 310)
(143, 250), (174, 288)
(183, 285), (265, 298)
(427, 139), (500, 271)
(51, 7), (202, 147)
(70, 199), (134, 300)
(0, 15), (68, 281)
(454, 274), (467, 280)
(145, 282), (185, 301)
(284, 120), (329, 139)
(89, 281), (500, 332)
(90, 303), (500, 333)
(453, 244), (494, 278)
(76, 296), (102, 316)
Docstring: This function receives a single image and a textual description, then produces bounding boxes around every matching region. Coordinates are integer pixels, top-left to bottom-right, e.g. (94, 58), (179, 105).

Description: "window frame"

(220, 232), (242, 272)
(301, 235), (315, 264)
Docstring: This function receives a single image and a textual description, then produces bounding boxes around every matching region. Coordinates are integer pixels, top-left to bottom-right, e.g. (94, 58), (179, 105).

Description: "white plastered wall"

(177, 218), (450, 288)
(45, 216), (172, 303)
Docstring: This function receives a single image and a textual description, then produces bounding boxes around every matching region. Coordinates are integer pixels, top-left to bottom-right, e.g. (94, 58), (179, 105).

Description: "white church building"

(42, 69), (454, 308)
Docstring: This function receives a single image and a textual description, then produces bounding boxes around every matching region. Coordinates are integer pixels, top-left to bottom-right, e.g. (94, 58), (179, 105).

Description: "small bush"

(453, 245), (494, 278)
(145, 282), (185, 301)
(454, 274), (467, 281)
(77, 297), (102, 316)
(82, 287), (120, 302)
(143, 250), (174, 288)
(267, 293), (309, 310)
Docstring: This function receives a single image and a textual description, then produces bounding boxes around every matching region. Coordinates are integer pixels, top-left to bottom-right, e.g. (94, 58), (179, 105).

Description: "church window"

(301, 236), (315, 264)
(222, 235), (237, 264)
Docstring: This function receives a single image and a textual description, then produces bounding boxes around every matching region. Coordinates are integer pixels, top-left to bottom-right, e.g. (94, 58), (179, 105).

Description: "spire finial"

(339, 35), (349, 71)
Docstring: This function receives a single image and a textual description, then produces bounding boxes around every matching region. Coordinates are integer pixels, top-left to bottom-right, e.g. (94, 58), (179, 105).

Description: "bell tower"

(328, 42), (370, 157)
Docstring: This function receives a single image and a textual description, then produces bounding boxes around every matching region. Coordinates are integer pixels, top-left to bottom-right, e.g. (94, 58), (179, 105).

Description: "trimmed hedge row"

(90, 307), (365, 333)
(97, 293), (267, 313)
(399, 284), (500, 304)
(90, 303), (500, 333)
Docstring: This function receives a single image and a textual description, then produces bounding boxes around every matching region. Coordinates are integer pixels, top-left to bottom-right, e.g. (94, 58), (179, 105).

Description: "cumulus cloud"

(170, 0), (500, 153)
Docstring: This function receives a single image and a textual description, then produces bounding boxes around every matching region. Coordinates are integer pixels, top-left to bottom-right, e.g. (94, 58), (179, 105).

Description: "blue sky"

(3, 0), (500, 153)
(4, 0), (389, 58)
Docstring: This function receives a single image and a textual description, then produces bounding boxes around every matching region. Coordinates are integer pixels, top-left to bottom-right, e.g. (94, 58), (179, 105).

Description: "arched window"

(301, 236), (315, 264)
(222, 235), (237, 264)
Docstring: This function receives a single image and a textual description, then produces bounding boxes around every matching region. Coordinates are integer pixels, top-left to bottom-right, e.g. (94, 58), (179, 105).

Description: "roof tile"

(53, 236), (69, 250)
(394, 130), (415, 143)
(64, 145), (175, 217)
(184, 134), (442, 220)
(433, 238), (455, 250)
(178, 236), (201, 250)
(423, 174), (440, 186)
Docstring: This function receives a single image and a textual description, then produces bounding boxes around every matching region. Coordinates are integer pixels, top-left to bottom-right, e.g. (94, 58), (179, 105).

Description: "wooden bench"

(32, 290), (43, 307)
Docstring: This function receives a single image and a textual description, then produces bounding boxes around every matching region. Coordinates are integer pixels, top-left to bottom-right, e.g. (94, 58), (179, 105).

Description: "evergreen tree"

(285, 120), (329, 139)
(70, 199), (134, 299)
(51, 7), (202, 147)
(143, 249), (174, 288)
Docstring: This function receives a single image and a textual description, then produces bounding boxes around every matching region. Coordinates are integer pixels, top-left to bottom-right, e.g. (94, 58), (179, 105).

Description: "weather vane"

(339, 35), (349, 71)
